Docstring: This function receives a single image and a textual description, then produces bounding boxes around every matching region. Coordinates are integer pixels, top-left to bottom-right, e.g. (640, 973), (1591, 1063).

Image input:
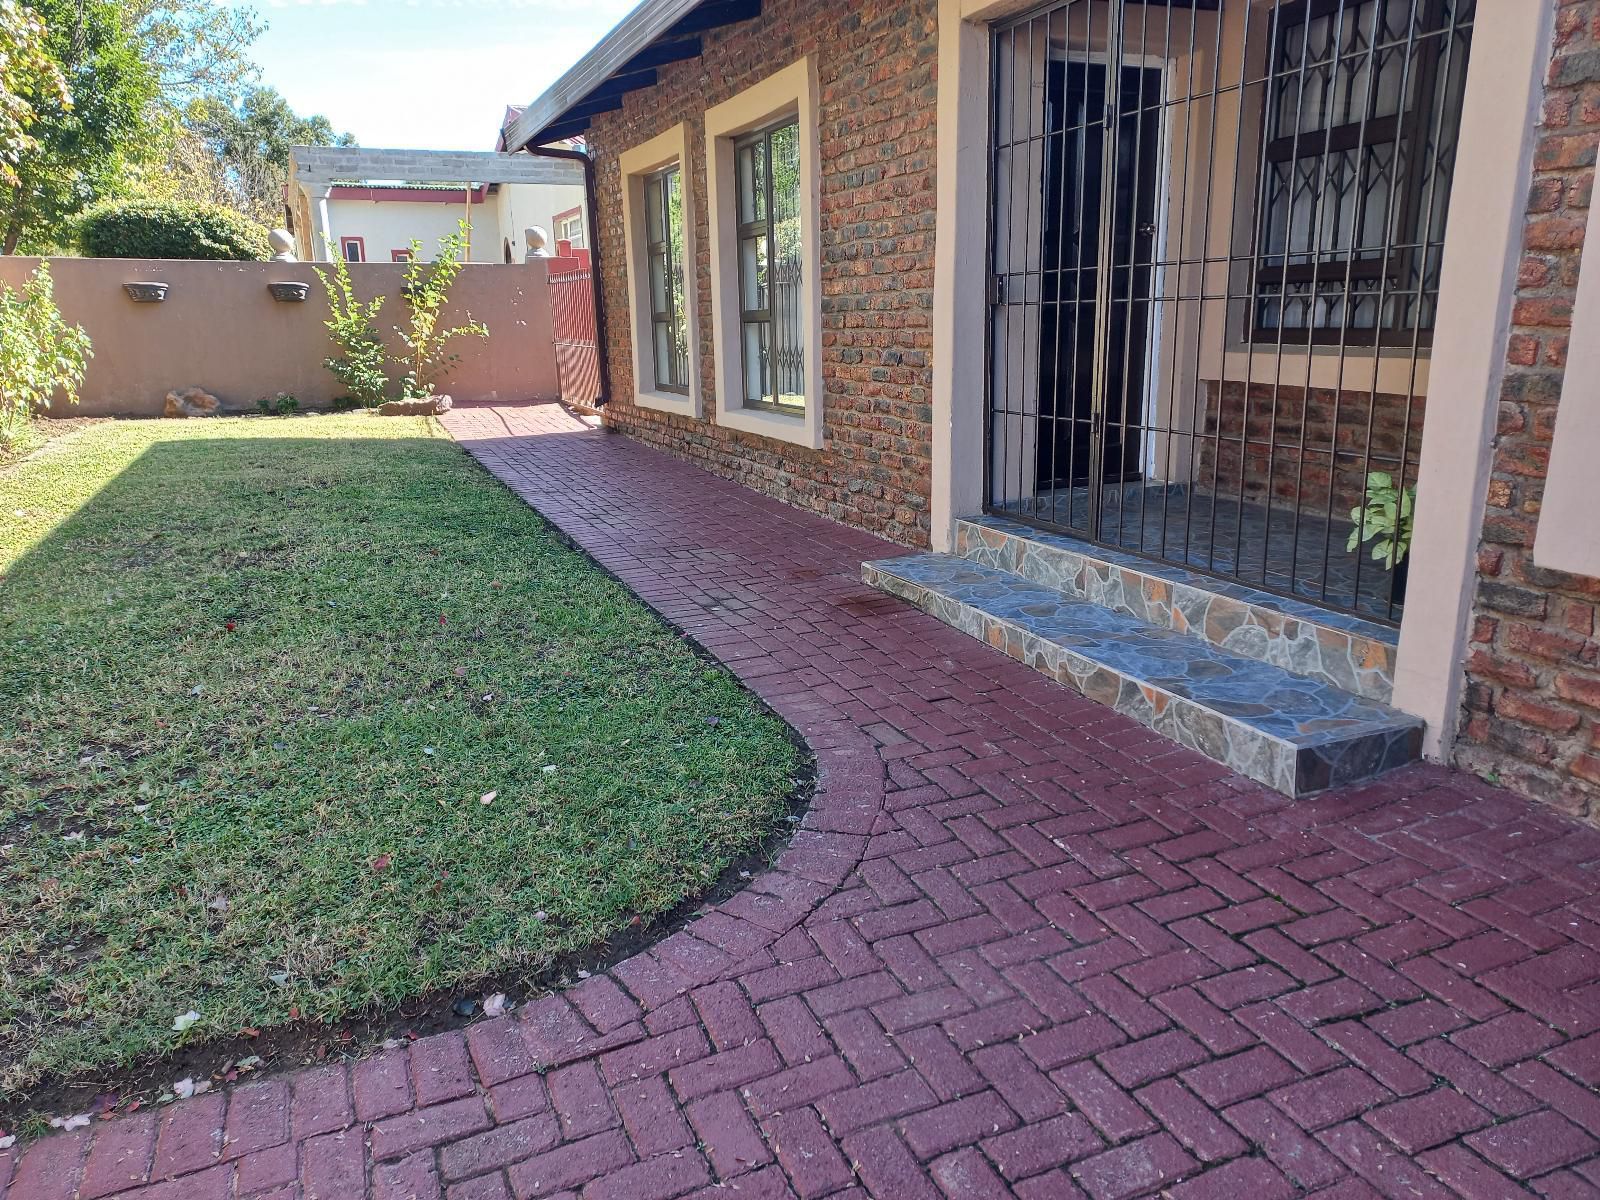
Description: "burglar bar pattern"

(984, 0), (1473, 623)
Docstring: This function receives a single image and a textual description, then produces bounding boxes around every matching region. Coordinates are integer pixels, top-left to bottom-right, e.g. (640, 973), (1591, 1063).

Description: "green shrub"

(77, 199), (273, 261)
(394, 220), (487, 399)
(256, 391), (298, 415)
(315, 246), (390, 408)
(0, 261), (91, 449)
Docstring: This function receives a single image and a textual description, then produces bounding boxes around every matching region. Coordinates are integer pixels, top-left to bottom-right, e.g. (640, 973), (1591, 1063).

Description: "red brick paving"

(5, 399), (1599, 1200)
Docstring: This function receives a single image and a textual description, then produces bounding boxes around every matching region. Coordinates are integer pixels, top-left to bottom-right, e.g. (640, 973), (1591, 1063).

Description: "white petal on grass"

(172, 1010), (201, 1033)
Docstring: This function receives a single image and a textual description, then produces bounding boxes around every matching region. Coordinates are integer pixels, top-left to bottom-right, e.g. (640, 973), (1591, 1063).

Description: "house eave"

(506, 0), (759, 151)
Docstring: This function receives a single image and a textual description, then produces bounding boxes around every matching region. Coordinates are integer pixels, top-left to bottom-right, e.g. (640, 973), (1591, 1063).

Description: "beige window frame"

(704, 57), (824, 450)
(620, 123), (702, 418)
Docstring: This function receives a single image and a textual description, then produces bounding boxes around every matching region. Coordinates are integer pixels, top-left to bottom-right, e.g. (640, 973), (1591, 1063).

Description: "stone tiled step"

(863, 553), (1421, 798)
(955, 515), (1400, 703)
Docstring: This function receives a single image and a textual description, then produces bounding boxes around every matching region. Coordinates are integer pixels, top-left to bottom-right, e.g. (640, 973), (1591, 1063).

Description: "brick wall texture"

(1458, 0), (1600, 822)
(1197, 382), (1425, 514)
(583, 0), (939, 546)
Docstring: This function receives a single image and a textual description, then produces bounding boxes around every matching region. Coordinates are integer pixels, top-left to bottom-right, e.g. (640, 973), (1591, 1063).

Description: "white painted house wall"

(319, 183), (586, 264)
(287, 147), (587, 265)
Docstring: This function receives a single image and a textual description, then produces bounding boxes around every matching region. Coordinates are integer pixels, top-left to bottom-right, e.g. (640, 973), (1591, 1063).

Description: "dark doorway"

(1037, 58), (1163, 500)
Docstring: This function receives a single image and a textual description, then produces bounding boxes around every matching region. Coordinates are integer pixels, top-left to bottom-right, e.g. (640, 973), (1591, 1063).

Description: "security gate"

(549, 260), (603, 410)
(986, 0), (1473, 622)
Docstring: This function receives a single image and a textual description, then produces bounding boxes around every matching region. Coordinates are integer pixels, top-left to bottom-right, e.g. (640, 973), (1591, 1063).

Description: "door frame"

(983, 23), (1173, 544)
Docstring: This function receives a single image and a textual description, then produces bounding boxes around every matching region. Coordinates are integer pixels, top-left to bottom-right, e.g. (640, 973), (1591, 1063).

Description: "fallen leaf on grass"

(172, 1010), (200, 1033)
(371, 854), (392, 872)
(480, 791), (497, 806)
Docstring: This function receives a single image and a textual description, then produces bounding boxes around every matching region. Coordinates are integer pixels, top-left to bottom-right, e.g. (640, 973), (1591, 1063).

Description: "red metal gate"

(547, 257), (602, 409)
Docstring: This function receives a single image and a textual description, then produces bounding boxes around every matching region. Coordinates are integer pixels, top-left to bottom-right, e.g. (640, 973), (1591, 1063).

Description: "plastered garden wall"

(0, 256), (560, 417)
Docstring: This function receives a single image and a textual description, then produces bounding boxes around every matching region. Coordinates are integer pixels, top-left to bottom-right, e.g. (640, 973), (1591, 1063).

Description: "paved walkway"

(6, 399), (1599, 1200)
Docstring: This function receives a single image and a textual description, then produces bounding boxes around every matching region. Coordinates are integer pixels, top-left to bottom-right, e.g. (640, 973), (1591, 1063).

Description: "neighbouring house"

(502, 0), (1600, 819)
(285, 146), (587, 264)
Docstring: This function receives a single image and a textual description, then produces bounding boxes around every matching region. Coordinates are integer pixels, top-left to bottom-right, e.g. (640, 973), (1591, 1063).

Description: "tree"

(1, 0), (157, 254)
(112, 0), (264, 213)
(0, 0), (67, 189)
(189, 86), (354, 226)
(127, 0), (263, 105)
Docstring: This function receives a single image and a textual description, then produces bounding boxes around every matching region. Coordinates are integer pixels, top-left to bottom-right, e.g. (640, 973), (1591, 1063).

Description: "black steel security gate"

(985, 0), (1473, 622)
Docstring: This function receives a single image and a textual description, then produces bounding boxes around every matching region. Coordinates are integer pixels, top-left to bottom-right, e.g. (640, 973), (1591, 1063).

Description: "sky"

(224, 0), (639, 151)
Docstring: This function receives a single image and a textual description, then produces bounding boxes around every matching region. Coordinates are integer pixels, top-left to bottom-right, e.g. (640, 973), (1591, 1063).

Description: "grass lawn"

(0, 413), (804, 1098)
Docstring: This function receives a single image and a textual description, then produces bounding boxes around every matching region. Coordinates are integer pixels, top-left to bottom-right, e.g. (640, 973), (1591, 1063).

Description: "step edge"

(956, 515), (1399, 644)
(954, 514), (1399, 703)
(865, 556), (1417, 744)
(864, 558), (1420, 795)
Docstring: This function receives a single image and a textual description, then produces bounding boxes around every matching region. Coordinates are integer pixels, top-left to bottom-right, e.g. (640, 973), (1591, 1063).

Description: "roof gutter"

(528, 143), (613, 409)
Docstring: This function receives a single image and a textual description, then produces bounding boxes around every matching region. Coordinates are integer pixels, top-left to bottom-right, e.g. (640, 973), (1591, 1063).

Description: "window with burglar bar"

(644, 165), (690, 394)
(1252, 0), (1473, 344)
(735, 117), (805, 412)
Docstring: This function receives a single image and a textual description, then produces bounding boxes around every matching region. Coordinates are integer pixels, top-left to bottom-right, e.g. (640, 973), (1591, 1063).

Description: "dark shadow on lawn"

(0, 427), (814, 1129)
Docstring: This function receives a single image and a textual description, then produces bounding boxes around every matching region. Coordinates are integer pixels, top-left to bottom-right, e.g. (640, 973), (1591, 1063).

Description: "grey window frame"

(734, 115), (804, 414)
(644, 164), (690, 395)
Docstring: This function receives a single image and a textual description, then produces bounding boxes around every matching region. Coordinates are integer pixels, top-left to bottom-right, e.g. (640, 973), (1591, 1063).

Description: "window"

(1252, 0), (1472, 344)
(704, 57), (822, 449)
(554, 209), (585, 248)
(644, 166), (691, 394)
(734, 120), (804, 412)
(339, 236), (365, 263)
(620, 122), (701, 417)
(391, 248), (413, 263)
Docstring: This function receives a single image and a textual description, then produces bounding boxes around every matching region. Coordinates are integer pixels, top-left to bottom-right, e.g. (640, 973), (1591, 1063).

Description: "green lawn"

(0, 414), (803, 1095)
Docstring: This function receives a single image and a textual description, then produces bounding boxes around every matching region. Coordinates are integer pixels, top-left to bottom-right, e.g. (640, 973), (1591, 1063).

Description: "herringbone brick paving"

(6, 399), (1598, 1200)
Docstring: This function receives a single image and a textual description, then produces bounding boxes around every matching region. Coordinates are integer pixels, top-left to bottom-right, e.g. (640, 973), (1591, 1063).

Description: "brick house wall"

(1197, 383), (1425, 515)
(1458, 0), (1600, 822)
(582, 0), (939, 546)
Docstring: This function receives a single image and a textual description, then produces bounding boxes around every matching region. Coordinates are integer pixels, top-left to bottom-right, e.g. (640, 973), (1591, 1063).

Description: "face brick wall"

(1197, 382), (1426, 515)
(581, 0), (938, 546)
(1457, 0), (1600, 822)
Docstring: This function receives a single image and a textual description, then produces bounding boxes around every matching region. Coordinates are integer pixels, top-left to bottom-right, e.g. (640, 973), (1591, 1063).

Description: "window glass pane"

(653, 321), (674, 387)
(645, 175), (664, 243)
(664, 170), (689, 388)
(739, 236), (768, 312)
(648, 249), (668, 316)
(737, 141), (766, 224)
(742, 321), (769, 404)
(768, 121), (804, 403)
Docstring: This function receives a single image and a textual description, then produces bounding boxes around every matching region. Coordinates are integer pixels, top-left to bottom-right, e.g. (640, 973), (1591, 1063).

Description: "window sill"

(634, 388), (700, 418)
(717, 401), (821, 449)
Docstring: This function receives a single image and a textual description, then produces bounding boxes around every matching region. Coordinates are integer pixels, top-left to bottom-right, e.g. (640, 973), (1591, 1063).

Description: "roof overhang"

(505, 0), (761, 152)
